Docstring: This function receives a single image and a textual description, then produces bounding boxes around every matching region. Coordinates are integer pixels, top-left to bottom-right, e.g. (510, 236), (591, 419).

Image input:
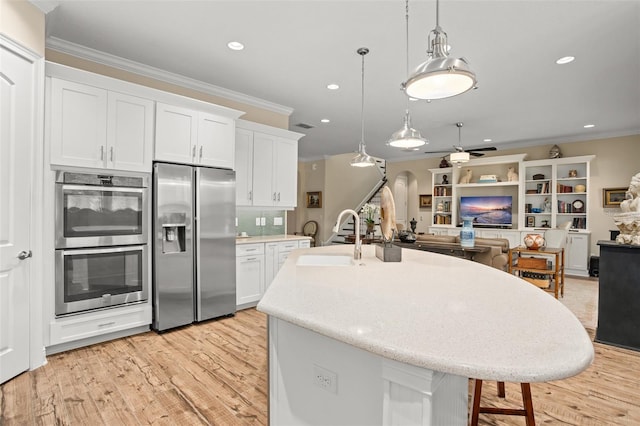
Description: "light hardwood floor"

(2, 309), (640, 425)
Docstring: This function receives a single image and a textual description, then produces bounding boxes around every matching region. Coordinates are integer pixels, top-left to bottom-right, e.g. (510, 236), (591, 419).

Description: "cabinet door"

(252, 132), (276, 206)
(566, 233), (590, 276)
(236, 255), (265, 307)
(235, 129), (254, 206)
(197, 112), (234, 169)
(50, 78), (107, 168)
(155, 102), (197, 164)
(274, 138), (298, 207)
(107, 92), (154, 172)
(264, 243), (278, 290)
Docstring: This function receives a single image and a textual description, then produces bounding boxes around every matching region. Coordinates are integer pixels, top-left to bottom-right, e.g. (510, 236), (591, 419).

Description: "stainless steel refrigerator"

(152, 162), (236, 331)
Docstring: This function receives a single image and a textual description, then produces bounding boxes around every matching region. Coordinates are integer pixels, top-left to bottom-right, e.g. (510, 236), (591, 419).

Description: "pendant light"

(404, 0), (477, 100)
(351, 47), (376, 168)
(388, 0), (428, 149)
(450, 122), (470, 166)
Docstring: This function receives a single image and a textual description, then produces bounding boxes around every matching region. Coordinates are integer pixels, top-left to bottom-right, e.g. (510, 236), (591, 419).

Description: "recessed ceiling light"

(327, 83), (339, 90)
(556, 56), (575, 65)
(583, 124), (595, 128)
(321, 119), (330, 123)
(227, 41), (244, 51)
(483, 138), (492, 142)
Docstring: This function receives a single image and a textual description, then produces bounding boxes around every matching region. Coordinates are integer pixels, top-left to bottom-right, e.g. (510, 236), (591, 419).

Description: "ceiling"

(35, 1), (640, 162)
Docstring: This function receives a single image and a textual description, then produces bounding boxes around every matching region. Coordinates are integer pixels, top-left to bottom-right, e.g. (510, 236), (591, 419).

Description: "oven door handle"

(58, 183), (146, 193)
(59, 245), (146, 256)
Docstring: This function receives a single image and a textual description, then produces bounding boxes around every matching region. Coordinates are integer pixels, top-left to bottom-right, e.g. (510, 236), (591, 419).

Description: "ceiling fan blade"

(423, 150), (454, 155)
(466, 146), (497, 153)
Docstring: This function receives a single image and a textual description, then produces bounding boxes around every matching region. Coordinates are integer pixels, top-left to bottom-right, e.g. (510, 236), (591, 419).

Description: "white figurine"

(507, 167), (519, 182)
(459, 169), (473, 184)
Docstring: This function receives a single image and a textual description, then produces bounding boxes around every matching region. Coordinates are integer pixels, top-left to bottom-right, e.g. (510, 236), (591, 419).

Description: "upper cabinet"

(49, 78), (154, 172)
(46, 62), (243, 173)
(155, 103), (235, 169)
(235, 120), (304, 209)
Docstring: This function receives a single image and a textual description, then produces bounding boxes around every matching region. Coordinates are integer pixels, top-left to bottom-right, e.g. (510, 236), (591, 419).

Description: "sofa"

(410, 234), (510, 271)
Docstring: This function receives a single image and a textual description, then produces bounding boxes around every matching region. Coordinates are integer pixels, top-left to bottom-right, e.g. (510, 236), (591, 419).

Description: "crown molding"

(46, 36), (294, 116)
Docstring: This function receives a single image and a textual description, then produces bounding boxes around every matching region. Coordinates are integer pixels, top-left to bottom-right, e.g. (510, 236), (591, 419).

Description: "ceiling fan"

(424, 122), (497, 157)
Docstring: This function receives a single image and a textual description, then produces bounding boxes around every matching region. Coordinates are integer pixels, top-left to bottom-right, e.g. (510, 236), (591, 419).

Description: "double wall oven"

(55, 171), (149, 316)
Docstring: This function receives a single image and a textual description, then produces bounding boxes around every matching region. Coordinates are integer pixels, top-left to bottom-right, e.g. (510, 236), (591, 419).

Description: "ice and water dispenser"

(161, 213), (187, 254)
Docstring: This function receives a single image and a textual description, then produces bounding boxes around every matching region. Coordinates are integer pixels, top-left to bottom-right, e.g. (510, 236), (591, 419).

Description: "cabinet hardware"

(199, 146), (203, 159)
(277, 192), (281, 201)
(249, 190), (252, 201)
(192, 146), (196, 158)
(17, 250), (32, 260)
(100, 146), (104, 160)
(110, 147), (114, 162)
(245, 257), (257, 261)
(98, 321), (116, 327)
(273, 192), (277, 201)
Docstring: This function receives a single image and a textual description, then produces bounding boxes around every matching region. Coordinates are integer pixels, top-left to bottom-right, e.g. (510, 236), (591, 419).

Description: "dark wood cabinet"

(596, 241), (640, 351)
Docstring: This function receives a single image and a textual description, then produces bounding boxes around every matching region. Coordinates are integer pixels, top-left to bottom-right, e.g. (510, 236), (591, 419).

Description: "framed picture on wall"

(306, 191), (322, 208)
(603, 187), (627, 207)
(419, 194), (432, 208)
(526, 216), (535, 227)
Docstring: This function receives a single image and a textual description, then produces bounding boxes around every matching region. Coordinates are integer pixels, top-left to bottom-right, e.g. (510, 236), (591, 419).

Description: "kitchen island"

(257, 245), (593, 425)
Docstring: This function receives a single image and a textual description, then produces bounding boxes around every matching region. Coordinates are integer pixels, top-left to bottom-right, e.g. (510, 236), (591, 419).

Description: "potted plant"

(361, 203), (379, 235)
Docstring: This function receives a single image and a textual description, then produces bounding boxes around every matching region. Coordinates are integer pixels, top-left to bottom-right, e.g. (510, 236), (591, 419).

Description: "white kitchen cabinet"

(236, 243), (265, 309)
(565, 232), (590, 277)
(49, 78), (154, 172)
(235, 129), (254, 206)
(235, 120), (304, 208)
(48, 302), (151, 351)
(155, 102), (235, 169)
(265, 240), (300, 290)
(265, 242), (278, 291)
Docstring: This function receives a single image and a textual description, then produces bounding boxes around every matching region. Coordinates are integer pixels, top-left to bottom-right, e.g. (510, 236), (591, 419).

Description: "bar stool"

(470, 380), (535, 426)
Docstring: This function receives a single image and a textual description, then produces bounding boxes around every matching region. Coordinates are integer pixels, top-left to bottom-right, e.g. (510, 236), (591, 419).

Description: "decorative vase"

(523, 234), (546, 250)
(460, 217), (475, 248)
(366, 221), (375, 235)
(410, 217), (417, 233)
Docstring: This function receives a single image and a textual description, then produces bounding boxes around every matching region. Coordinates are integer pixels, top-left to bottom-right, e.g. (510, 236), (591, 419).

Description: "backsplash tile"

(237, 208), (286, 237)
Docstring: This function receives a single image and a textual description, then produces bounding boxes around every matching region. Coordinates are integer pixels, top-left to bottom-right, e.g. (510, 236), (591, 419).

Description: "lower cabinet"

(236, 243), (265, 309)
(48, 302), (152, 353)
(565, 232), (590, 277)
(237, 238), (310, 309)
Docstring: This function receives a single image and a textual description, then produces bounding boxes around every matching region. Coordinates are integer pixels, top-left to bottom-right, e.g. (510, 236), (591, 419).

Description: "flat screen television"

(459, 195), (513, 228)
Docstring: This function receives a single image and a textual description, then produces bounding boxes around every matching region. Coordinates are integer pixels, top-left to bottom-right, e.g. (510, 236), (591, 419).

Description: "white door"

(235, 129), (254, 206)
(394, 174), (408, 229)
(273, 138), (298, 207)
(0, 39), (34, 383)
(155, 102), (197, 164)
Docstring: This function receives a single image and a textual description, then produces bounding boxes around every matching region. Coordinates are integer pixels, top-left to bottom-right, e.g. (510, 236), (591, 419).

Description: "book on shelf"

(571, 217), (587, 229)
(557, 183), (574, 193)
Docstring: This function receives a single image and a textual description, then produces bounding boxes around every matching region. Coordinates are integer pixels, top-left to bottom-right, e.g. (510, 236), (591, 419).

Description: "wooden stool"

(470, 380), (535, 426)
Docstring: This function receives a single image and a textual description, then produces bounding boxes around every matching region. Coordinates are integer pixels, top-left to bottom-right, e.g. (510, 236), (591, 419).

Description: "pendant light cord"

(360, 50), (365, 145)
(405, 0), (410, 112)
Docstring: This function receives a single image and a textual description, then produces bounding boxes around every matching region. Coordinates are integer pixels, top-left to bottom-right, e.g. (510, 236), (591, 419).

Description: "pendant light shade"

(351, 47), (376, 168)
(404, 0), (476, 100)
(388, 110), (427, 148)
(388, 0), (427, 149)
(450, 122), (470, 166)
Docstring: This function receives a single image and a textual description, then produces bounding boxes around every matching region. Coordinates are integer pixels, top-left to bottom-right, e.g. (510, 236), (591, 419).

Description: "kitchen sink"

(296, 254), (354, 266)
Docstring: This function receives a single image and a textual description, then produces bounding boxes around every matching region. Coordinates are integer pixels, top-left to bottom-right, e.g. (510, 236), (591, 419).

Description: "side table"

(508, 246), (565, 299)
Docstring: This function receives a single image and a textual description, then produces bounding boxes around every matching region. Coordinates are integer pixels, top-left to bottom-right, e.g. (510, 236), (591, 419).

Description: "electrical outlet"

(313, 364), (337, 394)
(255, 217), (261, 226)
(260, 217), (266, 226)
(274, 217), (283, 226)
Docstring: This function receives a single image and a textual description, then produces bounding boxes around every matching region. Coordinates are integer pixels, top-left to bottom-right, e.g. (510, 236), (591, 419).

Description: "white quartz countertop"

(235, 234), (311, 245)
(257, 245), (594, 382)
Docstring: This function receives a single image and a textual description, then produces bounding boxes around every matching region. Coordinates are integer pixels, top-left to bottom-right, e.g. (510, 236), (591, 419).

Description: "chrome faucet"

(333, 209), (362, 260)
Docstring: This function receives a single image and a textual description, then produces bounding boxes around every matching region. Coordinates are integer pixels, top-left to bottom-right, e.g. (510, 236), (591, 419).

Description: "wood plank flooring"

(2, 309), (640, 425)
